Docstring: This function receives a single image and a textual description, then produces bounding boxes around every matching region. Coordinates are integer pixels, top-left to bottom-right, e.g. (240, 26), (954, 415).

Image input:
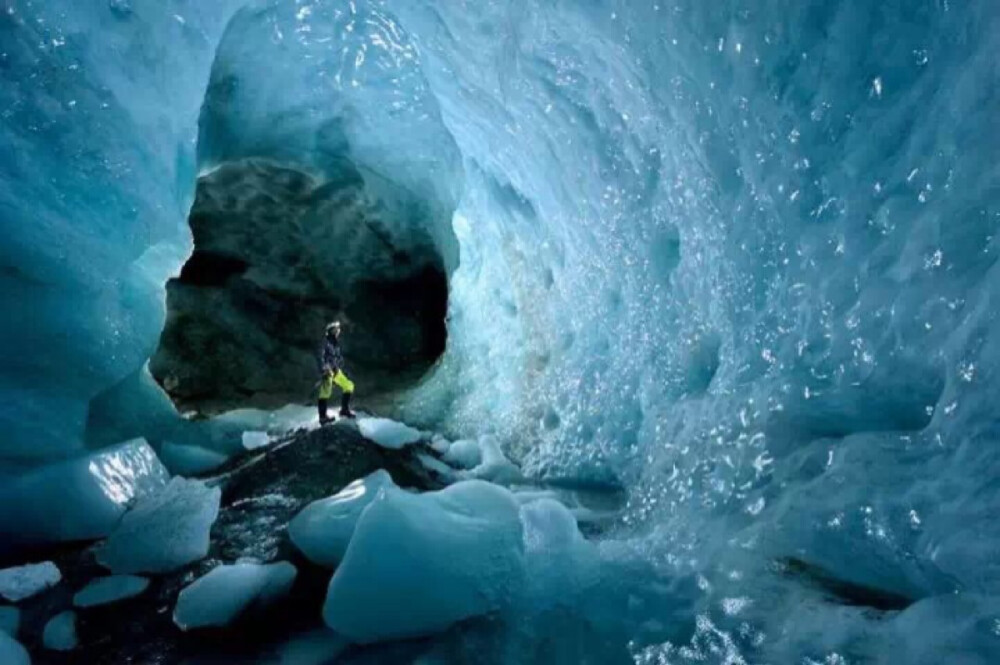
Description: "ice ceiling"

(1, 0), (999, 661)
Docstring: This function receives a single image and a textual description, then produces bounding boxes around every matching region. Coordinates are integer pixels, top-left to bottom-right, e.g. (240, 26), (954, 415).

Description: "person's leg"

(333, 371), (356, 417)
(318, 375), (334, 423)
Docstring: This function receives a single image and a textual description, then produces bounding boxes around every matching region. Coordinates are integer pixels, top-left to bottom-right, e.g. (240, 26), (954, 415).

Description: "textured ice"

(0, 606), (20, 636)
(241, 431), (270, 451)
(441, 439), (480, 469)
(73, 575), (149, 608)
(2, 0), (1000, 661)
(0, 439), (169, 552)
(157, 441), (229, 476)
(357, 417), (423, 449)
(271, 629), (348, 665)
(173, 561), (297, 631)
(98, 478), (221, 574)
(42, 610), (77, 651)
(460, 436), (523, 484)
(289, 470), (396, 568)
(0, 633), (29, 665)
(324, 480), (524, 642)
(0, 562), (61, 602)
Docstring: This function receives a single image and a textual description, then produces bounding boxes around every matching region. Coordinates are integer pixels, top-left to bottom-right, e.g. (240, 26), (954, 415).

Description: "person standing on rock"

(317, 321), (356, 423)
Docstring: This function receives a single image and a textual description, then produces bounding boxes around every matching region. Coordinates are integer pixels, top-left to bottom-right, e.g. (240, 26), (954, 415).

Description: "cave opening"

(150, 158), (450, 417)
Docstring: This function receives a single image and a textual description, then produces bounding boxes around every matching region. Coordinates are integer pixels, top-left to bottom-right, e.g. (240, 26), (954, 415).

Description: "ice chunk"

(324, 480), (524, 642)
(158, 442), (229, 476)
(42, 610), (77, 651)
(0, 606), (19, 636)
(0, 633), (28, 665)
(98, 477), (221, 574)
(272, 629), (349, 665)
(416, 452), (458, 479)
(463, 436), (523, 484)
(519, 498), (598, 602)
(173, 561), (297, 631)
(429, 434), (451, 454)
(442, 439), (481, 469)
(0, 439), (169, 552)
(289, 470), (396, 568)
(242, 431), (270, 450)
(73, 575), (149, 608)
(357, 417), (423, 449)
(0, 561), (61, 602)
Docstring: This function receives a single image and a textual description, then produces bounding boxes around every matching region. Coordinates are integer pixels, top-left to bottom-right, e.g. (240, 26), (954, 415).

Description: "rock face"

(149, 159), (449, 416)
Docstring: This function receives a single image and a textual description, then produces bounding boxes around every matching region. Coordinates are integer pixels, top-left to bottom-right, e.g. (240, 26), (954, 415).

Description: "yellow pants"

(319, 370), (354, 399)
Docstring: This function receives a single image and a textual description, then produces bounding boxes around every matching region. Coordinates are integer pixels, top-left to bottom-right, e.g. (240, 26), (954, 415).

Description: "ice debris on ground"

(324, 480), (524, 642)
(42, 610), (77, 651)
(429, 434), (451, 454)
(0, 632), (29, 665)
(98, 477), (221, 574)
(0, 561), (61, 602)
(0, 439), (169, 552)
(271, 628), (349, 665)
(289, 470), (396, 568)
(158, 441), (229, 476)
(73, 575), (149, 608)
(357, 417), (423, 449)
(442, 439), (481, 469)
(461, 436), (523, 484)
(0, 606), (19, 635)
(173, 561), (297, 631)
(416, 452), (457, 479)
(242, 431), (271, 450)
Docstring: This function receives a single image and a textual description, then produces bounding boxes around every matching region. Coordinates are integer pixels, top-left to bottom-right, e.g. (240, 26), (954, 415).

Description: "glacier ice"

(73, 575), (149, 608)
(42, 610), (77, 651)
(270, 629), (348, 665)
(0, 606), (20, 636)
(97, 477), (221, 574)
(173, 561), (297, 631)
(356, 417), (423, 449)
(241, 431), (271, 451)
(0, 439), (169, 553)
(289, 469), (396, 568)
(324, 480), (524, 642)
(0, 633), (29, 665)
(0, 562), (61, 603)
(441, 439), (481, 469)
(1, 0), (999, 661)
(157, 441), (229, 476)
(459, 435), (523, 485)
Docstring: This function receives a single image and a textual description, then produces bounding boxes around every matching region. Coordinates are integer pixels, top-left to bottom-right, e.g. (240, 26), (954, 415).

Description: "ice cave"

(1, 0), (999, 663)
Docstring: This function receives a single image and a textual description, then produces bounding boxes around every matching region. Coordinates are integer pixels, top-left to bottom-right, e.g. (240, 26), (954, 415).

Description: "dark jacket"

(318, 336), (345, 376)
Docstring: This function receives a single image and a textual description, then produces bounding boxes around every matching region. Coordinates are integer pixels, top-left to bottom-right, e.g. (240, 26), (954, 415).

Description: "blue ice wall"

(2, 0), (999, 660)
(0, 0), (243, 463)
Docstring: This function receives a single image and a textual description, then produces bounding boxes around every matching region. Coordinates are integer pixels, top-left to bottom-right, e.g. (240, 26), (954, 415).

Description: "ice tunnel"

(1, 0), (1000, 662)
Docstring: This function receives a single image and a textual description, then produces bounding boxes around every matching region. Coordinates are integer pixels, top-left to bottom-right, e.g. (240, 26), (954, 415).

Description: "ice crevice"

(1, 0), (999, 662)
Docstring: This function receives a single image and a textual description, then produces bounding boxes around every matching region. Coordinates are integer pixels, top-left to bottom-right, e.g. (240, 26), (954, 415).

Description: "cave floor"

(14, 423), (449, 664)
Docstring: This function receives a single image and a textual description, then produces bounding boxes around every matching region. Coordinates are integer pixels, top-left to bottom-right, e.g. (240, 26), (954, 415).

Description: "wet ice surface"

(0, 562), (61, 602)
(73, 575), (149, 608)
